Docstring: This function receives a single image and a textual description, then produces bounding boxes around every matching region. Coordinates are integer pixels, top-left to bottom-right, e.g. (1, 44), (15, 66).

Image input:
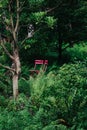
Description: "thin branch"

(21, 36), (28, 45)
(0, 40), (14, 60)
(19, 1), (25, 12)
(8, 0), (14, 31)
(10, 14), (14, 31)
(21, 28), (40, 45)
(15, 0), (19, 32)
(46, 5), (59, 13)
(0, 63), (15, 72)
(19, 24), (28, 31)
(46, 1), (63, 13)
(62, 45), (69, 51)
(62, 44), (73, 51)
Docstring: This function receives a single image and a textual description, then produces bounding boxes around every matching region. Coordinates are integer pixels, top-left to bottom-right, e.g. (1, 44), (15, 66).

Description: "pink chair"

(29, 60), (48, 76)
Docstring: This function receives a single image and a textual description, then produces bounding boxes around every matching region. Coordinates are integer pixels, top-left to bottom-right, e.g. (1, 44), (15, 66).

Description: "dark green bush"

(29, 61), (87, 129)
(0, 61), (87, 130)
(63, 43), (87, 63)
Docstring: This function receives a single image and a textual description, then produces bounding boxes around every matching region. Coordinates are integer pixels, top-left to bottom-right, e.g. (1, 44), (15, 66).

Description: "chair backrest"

(29, 60), (48, 76)
(44, 60), (48, 65)
(34, 60), (48, 71)
(35, 60), (48, 65)
(35, 60), (44, 65)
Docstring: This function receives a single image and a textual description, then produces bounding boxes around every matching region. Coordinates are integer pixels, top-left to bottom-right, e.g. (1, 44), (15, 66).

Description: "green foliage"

(19, 78), (30, 95)
(0, 0), (87, 129)
(31, 11), (46, 24)
(0, 0), (8, 7)
(0, 61), (87, 129)
(63, 43), (87, 63)
(28, 61), (87, 129)
(0, 68), (12, 97)
(45, 16), (57, 28)
(43, 124), (67, 130)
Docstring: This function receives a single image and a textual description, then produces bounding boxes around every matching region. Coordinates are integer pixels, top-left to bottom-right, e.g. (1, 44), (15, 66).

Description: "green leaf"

(45, 16), (57, 28)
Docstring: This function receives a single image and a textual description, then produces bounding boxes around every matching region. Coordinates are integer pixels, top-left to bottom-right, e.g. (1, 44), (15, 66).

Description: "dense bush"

(29, 61), (87, 129)
(0, 61), (87, 130)
(63, 43), (87, 63)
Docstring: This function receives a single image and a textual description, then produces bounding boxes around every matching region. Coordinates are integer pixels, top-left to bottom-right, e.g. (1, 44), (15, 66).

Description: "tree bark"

(13, 74), (18, 99)
(12, 49), (21, 100)
(0, 0), (21, 100)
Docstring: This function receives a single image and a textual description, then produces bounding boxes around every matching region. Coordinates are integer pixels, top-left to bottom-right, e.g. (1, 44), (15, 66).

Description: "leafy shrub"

(29, 61), (87, 129)
(0, 61), (87, 130)
(63, 43), (87, 63)
(19, 78), (30, 96)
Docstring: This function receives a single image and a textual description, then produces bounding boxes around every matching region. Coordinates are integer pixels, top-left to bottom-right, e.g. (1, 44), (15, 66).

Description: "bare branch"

(15, 0), (19, 32)
(62, 44), (70, 51)
(21, 28), (40, 45)
(0, 40), (14, 60)
(21, 36), (28, 45)
(46, 1), (63, 13)
(0, 63), (15, 72)
(19, 1), (25, 12)
(46, 6), (59, 13)
(10, 14), (14, 31)
(8, 0), (14, 31)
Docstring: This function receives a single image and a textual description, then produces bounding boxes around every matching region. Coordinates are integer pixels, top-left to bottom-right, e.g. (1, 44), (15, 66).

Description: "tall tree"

(0, 0), (23, 99)
(0, 0), (57, 99)
(0, 0), (45, 99)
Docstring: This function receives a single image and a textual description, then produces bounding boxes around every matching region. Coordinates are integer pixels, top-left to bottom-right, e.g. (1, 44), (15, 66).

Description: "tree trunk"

(13, 74), (18, 99)
(58, 32), (63, 61)
(12, 49), (21, 100)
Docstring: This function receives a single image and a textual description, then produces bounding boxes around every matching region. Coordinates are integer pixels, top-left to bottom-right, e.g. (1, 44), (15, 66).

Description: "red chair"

(29, 60), (48, 76)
